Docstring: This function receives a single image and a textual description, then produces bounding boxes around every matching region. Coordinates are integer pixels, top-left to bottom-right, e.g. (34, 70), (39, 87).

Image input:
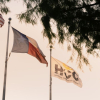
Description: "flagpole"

(2, 18), (11, 100)
(49, 45), (52, 100)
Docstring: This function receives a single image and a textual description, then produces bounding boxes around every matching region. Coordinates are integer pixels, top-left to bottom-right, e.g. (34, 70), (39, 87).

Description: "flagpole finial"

(50, 44), (53, 50)
(50, 45), (52, 49)
(8, 17), (11, 21)
(8, 18), (11, 24)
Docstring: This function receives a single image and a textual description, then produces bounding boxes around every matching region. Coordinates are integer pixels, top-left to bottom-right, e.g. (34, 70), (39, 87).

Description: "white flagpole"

(2, 18), (11, 100)
(49, 45), (52, 100)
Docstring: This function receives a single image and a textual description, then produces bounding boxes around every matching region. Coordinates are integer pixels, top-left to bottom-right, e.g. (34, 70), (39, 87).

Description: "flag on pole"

(0, 14), (4, 27)
(11, 27), (48, 66)
(51, 57), (82, 87)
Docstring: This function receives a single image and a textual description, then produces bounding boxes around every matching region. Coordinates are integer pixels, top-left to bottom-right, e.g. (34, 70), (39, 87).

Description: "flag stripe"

(0, 18), (4, 24)
(0, 22), (4, 24)
(27, 36), (45, 57)
(0, 17), (4, 21)
(28, 42), (48, 65)
(0, 14), (4, 27)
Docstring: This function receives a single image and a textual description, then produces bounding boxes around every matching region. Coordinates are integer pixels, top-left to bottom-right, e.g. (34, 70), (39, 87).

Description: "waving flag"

(51, 57), (82, 87)
(0, 14), (4, 27)
(12, 27), (48, 66)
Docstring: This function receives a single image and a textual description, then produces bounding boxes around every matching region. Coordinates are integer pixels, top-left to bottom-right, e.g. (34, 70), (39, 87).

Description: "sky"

(0, 0), (100, 100)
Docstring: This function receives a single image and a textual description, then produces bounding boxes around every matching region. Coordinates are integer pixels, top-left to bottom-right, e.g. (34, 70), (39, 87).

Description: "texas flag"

(12, 27), (48, 66)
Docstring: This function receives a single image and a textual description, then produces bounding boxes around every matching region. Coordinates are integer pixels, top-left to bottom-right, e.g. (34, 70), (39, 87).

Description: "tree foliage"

(0, 0), (10, 14)
(1, 0), (100, 69)
(18, 0), (100, 69)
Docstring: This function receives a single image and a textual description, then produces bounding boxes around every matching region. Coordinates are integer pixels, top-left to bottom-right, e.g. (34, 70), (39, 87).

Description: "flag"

(0, 14), (4, 27)
(51, 57), (82, 87)
(11, 27), (48, 66)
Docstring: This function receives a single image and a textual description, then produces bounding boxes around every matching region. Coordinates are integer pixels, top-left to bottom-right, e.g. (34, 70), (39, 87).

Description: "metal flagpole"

(49, 45), (52, 100)
(2, 18), (11, 100)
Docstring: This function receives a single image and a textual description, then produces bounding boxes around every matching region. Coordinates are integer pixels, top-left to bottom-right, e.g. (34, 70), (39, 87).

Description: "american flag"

(0, 14), (4, 27)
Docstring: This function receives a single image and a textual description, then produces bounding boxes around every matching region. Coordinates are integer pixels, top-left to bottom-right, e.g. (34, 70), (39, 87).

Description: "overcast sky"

(0, 1), (100, 100)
